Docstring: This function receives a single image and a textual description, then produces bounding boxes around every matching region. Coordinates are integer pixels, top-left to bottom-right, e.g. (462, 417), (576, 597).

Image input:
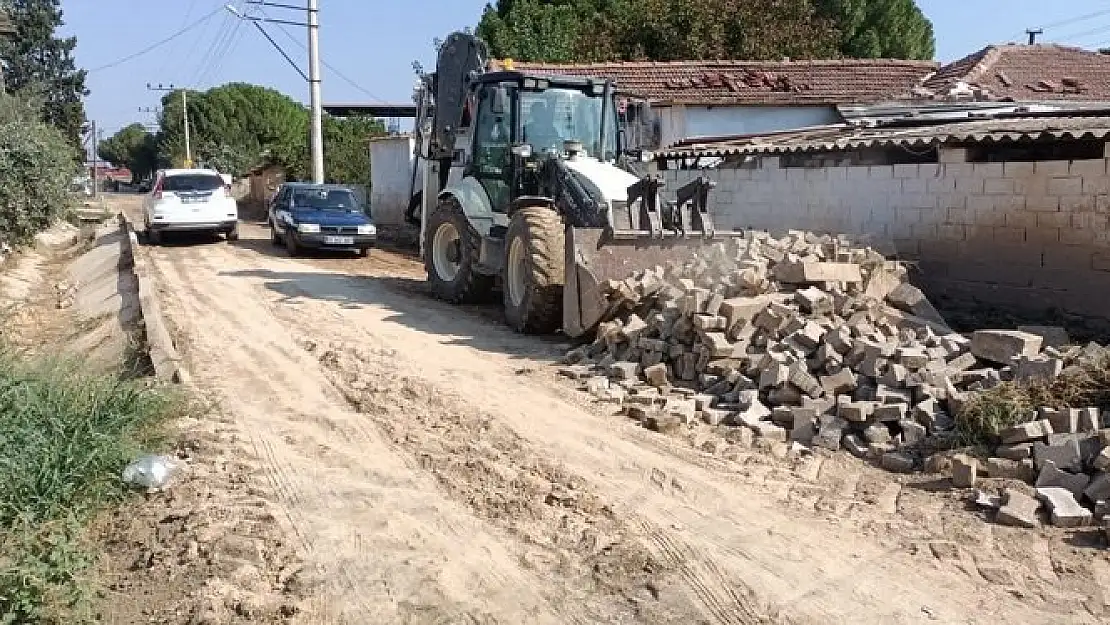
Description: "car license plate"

(324, 235), (353, 245)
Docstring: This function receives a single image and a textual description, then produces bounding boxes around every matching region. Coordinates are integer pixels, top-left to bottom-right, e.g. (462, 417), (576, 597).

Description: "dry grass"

(956, 355), (1110, 445)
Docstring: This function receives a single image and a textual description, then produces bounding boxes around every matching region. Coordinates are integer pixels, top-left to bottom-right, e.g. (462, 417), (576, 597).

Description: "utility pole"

(307, 0), (324, 183)
(91, 120), (99, 198)
(1026, 28), (1043, 45)
(147, 83), (192, 167)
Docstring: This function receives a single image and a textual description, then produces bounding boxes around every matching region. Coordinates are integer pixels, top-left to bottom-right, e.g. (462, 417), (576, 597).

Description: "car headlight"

(357, 224), (376, 235)
(297, 223), (320, 234)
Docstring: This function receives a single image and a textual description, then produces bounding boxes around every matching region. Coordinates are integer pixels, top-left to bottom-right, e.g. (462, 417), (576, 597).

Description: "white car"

(143, 168), (239, 244)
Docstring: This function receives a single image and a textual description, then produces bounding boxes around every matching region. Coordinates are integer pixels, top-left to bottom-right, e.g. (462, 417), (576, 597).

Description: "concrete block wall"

(662, 155), (1110, 323)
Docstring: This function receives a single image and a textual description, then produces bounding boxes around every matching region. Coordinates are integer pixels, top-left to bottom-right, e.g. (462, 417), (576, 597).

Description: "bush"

(0, 348), (179, 622)
(0, 93), (75, 246)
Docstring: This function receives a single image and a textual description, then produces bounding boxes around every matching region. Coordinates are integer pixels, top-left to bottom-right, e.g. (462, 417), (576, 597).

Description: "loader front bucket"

(562, 226), (745, 338)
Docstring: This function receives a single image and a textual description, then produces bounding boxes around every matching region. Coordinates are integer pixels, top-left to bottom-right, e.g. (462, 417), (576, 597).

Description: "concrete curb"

(116, 212), (191, 385)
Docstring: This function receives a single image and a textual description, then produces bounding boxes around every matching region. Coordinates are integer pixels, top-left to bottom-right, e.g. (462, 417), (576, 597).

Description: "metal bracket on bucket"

(622, 175), (665, 238)
(675, 176), (716, 239)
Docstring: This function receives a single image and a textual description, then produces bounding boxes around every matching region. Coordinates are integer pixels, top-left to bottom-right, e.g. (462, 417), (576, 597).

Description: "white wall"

(657, 105), (841, 147)
(661, 152), (1110, 323)
(369, 136), (420, 225)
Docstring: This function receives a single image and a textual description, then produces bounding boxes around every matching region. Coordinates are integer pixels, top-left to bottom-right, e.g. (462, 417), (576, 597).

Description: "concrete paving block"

(881, 451), (916, 473)
(864, 424), (892, 444)
(1000, 419), (1054, 445)
(844, 434), (869, 458)
(693, 314), (727, 331)
(984, 457), (1037, 481)
(775, 261), (863, 284)
(996, 489), (1041, 528)
(900, 420), (928, 446)
(1013, 356), (1064, 382)
(945, 352), (979, 373)
(1033, 439), (1084, 472)
(751, 421), (787, 441)
(813, 416), (846, 451)
(1035, 460), (1091, 498)
(951, 454), (978, 488)
(886, 283), (948, 327)
(971, 330), (1044, 365)
(820, 368), (858, 396)
(972, 489), (1002, 509)
(1084, 473), (1110, 505)
(839, 401), (877, 423)
(873, 402), (908, 423)
(795, 286), (834, 315)
(1095, 447), (1110, 472)
(995, 443), (1033, 460)
(1036, 487), (1093, 528)
(643, 363), (669, 388)
(1017, 325), (1071, 349)
(609, 361), (640, 381)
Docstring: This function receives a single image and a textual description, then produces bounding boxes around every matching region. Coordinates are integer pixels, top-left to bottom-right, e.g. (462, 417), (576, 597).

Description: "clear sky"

(59, 0), (1110, 138)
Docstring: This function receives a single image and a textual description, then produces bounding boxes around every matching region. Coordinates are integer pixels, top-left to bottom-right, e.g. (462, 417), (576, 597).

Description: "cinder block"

(973, 163), (1005, 178)
(1048, 177), (1083, 196)
(992, 226), (1026, 244)
(944, 163), (974, 177)
(954, 177), (985, 194)
(1025, 226), (1061, 244)
(927, 177), (956, 194)
(1069, 158), (1107, 177)
(1004, 162), (1035, 179)
(1083, 176), (1110, 195)
(1038, 211), (1071, 228)
(938, 224), (966, 241)
(1015, 175), (1049, 197)
(1035, 160), (1070, 176)
(1005, 210), (1040, 229)
(869, 166), (893, 179)
(1059, 194), (1096, 213)
(1061, 228), (1095, 246)
(1093, 253), (1110, 272)
(966, 195), (997, 213)
(983, 178), (1016, 195)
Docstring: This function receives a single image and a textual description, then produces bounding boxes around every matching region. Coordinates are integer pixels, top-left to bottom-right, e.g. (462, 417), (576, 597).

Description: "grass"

(0, 346), (179, 623)
(956, 354), (1110, 446)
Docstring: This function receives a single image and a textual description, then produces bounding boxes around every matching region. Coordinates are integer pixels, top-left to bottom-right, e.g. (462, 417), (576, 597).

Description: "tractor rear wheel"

(503, 206), (565, 334)
(424, 197), (494, 304)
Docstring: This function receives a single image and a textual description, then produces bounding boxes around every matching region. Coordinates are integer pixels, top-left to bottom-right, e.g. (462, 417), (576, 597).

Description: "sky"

(58, 0), (1110, 138)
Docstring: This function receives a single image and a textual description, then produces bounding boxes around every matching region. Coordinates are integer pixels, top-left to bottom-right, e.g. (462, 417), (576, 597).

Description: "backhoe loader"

(410, 31), (742, 338)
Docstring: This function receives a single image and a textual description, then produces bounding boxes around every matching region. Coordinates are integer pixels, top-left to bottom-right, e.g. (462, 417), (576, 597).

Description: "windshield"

(163, 174), (223, 192)
(521, 87), (617, 160)
(290, 188), (360, 211)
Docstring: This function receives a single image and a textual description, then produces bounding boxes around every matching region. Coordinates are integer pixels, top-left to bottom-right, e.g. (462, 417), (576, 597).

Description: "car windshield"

(521, 87), (617, 160)
(163, 174), (223, 192)
(291, 188), (359, 211)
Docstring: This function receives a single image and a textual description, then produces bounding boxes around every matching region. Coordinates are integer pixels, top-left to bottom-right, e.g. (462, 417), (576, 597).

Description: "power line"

(1058, 23), (1110, 43)
(88, 6), (225, 73)
(156, 0), (202, 77)
(257, 6), (387, 103)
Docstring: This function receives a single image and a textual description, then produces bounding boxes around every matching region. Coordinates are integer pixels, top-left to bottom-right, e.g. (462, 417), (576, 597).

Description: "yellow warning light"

(503, 58), (515, 70)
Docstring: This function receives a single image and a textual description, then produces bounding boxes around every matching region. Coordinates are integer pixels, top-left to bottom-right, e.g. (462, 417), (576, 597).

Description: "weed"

(0, 346), (179, 622)
(956, 355), (1110, 446)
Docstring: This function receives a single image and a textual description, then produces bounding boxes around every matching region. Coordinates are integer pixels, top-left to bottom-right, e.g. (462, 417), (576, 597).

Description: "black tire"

(423, 197), (494, 304)
(270, 220), (282, 246)
(147, 227), (161, 245)
(226, 223), (240, 242)
(285, 231), (301, 257)
(503, 206), (565, 334)
(356, 247), (369, 258)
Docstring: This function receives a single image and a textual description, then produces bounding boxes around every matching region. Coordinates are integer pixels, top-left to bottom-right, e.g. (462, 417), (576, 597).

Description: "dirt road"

(115, 195), (1110, 624)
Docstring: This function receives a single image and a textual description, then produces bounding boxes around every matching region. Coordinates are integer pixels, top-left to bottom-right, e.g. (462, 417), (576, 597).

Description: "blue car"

(268, 182), (376, 257)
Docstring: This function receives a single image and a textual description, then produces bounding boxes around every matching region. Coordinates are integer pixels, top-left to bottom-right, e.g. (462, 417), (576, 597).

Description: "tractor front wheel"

(424, 197), (494, 304)
(503, 206), (565, 334)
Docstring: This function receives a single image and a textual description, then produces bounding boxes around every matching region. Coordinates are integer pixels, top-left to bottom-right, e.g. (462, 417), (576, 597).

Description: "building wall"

(658, 105), (840, 147)
(660, 151), (1110, 323)
(369, 135), (420, 225)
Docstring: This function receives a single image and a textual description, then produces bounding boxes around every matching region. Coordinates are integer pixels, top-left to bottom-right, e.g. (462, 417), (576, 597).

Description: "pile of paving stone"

(560, 230), (1110, 534)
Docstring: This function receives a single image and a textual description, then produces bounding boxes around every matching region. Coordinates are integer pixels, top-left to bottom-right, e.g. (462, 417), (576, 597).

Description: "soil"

(93, 192), (1110, 624)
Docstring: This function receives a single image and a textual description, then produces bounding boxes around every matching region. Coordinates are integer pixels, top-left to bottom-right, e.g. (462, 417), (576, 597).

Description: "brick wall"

(662, 152), (1110, 324)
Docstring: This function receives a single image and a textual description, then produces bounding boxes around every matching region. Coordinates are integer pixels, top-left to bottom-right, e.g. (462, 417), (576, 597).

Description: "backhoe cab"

(413, 32), (737, 338)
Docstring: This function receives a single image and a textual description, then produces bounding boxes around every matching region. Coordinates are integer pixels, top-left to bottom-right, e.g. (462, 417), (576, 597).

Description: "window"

(472, 83), (514, 211)
(290, 188), (360, 211)
(521, 87), (617, 160)
(163, 174), (223, 192)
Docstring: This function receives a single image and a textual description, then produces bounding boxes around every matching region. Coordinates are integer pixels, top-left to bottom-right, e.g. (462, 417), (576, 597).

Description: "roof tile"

(490, 59), (939, 106)
(925, 44), (1110, 101)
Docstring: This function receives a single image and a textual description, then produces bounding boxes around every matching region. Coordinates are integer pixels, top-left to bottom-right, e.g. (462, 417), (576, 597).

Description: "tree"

(474, 0), (934, 62)
(322, 115), (386, 186)
(815, 0), (934, 60)
(97, 123), (158, 182)
(0, 0), (88, 145)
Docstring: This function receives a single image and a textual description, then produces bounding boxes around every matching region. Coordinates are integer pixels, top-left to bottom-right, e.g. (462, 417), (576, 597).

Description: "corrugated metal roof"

(660, 113), (1110, 157)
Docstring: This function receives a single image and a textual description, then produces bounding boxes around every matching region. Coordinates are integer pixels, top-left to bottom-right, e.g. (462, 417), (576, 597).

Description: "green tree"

(475, 0), (933, 61)
(97, 123), (158, 182)
(0, 0), (88, 145)
(0, 91), (74, 244)
(322, 115), (386, 186)
(815, 0), (934, 59)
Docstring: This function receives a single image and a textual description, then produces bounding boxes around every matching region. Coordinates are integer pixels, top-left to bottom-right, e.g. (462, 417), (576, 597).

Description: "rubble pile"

(561, 231), (1110, 533)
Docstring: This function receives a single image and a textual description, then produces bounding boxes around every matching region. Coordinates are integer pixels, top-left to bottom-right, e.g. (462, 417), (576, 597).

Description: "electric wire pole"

(147, 83), (192, 167)
(307, 0), (324, 183)
(90, 120), (99, 198)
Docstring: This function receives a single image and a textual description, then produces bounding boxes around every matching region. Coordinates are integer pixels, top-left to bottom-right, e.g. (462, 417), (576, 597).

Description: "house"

(247, 163), (285, 209)
(493, 58), (939, 148)
(917, 44), (1110, 103)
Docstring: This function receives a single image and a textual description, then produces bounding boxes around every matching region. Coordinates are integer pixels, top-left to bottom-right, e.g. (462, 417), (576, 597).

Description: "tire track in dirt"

(140, 239), (569, 624)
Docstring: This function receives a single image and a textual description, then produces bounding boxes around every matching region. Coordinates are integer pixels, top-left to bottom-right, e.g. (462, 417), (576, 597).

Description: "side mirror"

(491, 86), (508, 115)
(511, 144), (533, 159)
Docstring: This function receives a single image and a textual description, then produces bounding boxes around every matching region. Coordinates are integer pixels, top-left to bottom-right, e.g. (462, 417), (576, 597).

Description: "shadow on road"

(218, 268), (571, 360)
